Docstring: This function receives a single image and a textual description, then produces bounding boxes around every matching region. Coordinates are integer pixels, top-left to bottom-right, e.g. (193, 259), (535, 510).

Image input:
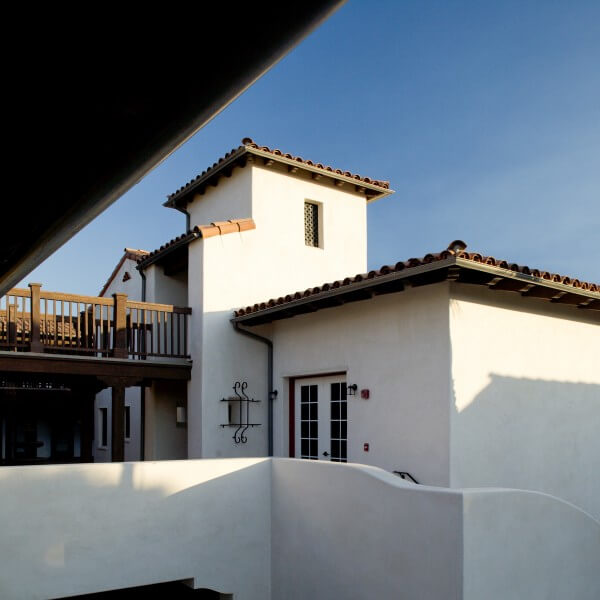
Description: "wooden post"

(112, 293), (128, 359)
(28, 283), (43, 353)
(80, 388), (95, 463)
(111, 384), (125, 462)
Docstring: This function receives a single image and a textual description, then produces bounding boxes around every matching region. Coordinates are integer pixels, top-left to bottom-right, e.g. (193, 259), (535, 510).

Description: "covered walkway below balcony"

(0, 284), (191, 465)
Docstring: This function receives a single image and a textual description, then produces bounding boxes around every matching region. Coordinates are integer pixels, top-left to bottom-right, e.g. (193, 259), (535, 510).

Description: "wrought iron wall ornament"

(220, 381), (261, 443)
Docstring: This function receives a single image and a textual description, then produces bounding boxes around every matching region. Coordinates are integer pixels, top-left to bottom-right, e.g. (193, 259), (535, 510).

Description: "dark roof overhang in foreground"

(0, 2), (345, 297)
(164, 138), (394, 211)
(233, 241), (600, 326)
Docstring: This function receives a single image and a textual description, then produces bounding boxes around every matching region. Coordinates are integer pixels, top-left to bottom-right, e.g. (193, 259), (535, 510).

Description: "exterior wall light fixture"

(347, 384), (358, 396)
(269, 390), (278, 401)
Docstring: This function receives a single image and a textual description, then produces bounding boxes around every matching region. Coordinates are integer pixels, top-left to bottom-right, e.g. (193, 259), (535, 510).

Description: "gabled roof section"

(234, 240), (600, 325)
(164, 138), (393, 211)
(137, 218), (256, 270)
(99, 248), (149, 297)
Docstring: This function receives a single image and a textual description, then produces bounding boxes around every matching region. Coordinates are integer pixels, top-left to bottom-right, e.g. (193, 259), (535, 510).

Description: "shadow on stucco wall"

(451, 374), (600, 521)
(0, 459), (270, 600)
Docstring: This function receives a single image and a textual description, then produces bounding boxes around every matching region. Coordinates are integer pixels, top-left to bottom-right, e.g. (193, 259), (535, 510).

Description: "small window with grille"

(304, 201), (320, 247)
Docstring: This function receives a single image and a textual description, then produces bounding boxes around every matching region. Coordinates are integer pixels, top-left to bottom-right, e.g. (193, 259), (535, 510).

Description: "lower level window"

(99, 407), (108, 448)
(124, 405), (131, 440)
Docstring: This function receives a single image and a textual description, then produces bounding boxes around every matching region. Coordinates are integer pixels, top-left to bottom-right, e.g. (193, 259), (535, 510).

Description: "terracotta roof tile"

(137, 218), (256, 269)
(234, 241), (599, 318)
(166, 138), (391, 207)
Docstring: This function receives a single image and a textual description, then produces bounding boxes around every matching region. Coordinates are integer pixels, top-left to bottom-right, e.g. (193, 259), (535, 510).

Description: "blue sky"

(24, 0), (599, 294)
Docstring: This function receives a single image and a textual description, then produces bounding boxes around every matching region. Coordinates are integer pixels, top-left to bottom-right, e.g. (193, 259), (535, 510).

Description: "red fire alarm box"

(363, 443), (369, 452)
(361, 389), (370, 399)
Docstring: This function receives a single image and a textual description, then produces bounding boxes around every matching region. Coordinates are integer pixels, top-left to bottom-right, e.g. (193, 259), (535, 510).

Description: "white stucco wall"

(144, 380), (187, 461)
(96, 255), (145, 462)
(99, 256), (143, 301)
(449, 285), (600, 519)
(1, 459), (597, 599)
(463, 488), (600, 600)
(187, 164), (371, 460)
(0, 459), (271, 600)
(272, 283), (452, 485)
(271, 459), (463, 600)
(144, 264), (188, 307)
(251, 163), (368, 287)
(186, 164), (253, 227)
(93, 387), (141, 462)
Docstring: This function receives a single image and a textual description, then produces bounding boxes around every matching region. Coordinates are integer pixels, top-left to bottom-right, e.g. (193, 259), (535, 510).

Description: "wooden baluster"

(54, 300), (58, 347)
(156, 311), (161, 356)
(97, 304), (102, 354)
(61, 300), (65, 350)
(8, 301), (16, 350)
(149, 311), (154, 357)
(142, 308), (146, 358)
(84, 303), (89, 350)
(76, 302), (80, 350)
(184, 311), (188, 357)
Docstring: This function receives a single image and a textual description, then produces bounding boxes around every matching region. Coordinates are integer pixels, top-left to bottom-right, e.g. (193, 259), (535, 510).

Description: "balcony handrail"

(0, 284), (191, 359)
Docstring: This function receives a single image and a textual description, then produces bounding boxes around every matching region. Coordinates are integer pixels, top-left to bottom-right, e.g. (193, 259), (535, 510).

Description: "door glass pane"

(330, 382), (347, 463)
(300, 384), (318, 460)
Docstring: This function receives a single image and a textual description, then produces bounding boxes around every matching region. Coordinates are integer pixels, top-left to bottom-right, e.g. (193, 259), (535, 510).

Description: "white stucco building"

(1, 138), (598, 599)
(96, 137), (600, 524)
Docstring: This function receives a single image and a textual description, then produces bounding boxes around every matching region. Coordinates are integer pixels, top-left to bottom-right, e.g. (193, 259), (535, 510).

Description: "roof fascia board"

(455, 258), (600, 301)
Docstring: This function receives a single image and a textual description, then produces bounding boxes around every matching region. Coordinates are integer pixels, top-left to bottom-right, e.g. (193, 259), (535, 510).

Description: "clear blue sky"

(24, 0), (599, 294)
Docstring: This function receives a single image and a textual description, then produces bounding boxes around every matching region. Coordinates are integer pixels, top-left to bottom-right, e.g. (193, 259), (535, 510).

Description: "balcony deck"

(0, 284), (192, 381)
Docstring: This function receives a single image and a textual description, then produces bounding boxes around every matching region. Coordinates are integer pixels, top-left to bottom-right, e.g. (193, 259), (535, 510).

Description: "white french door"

(295, 376), (347, 462)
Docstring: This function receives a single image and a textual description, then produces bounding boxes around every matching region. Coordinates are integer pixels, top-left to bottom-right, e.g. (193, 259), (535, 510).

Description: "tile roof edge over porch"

(233, 240), (600, 325)
(136, 218), (256, 270)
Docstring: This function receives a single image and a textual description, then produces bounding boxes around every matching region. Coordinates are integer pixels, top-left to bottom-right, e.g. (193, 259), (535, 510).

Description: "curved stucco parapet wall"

(462, 488), (600, 600)
(271, 458), (465, 600)
(0, 458), (598, 600)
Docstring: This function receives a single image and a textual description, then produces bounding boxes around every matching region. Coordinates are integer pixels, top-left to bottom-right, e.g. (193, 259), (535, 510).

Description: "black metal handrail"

(393, 471), (419, 484)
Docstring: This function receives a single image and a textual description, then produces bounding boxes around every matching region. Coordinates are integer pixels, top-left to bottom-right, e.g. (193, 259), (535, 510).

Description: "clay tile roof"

(234, 240), (599, 320)
(99, 248), (149, 297)
(137, 218), (256, 269)
(165, 138), (392, 208)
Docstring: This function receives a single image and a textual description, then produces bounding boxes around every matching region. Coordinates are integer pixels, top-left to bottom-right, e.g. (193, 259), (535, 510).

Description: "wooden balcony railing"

(0, 284), (191, 359)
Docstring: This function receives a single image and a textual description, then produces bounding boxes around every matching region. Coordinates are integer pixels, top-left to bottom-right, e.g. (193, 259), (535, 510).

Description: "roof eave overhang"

(246, 147), (394, 202)
(137, 232), (199, 271)
(164, 146), (393, 210)
(233, 258), (600, 326)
